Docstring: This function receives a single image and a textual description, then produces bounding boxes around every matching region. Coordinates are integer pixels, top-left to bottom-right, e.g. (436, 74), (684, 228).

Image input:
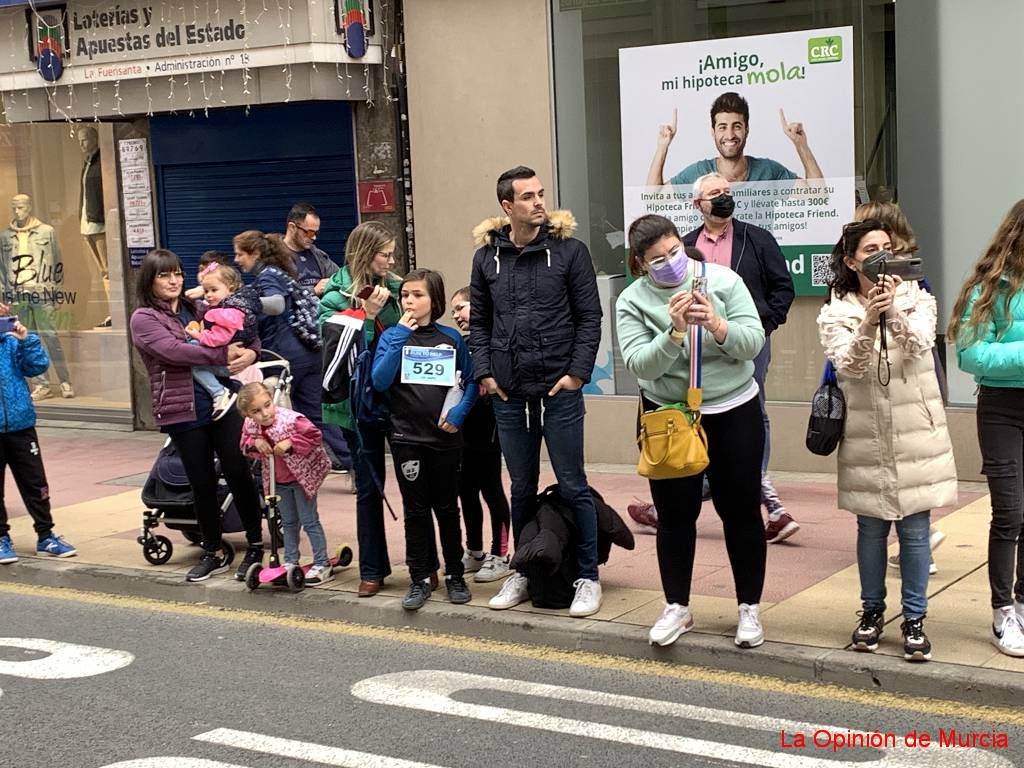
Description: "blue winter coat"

(1, 333), (49, 432)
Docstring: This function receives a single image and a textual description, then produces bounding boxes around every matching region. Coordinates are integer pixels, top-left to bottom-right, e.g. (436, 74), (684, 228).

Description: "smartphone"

(0, 315), (18, 333)
(357, 285), (375, 300)
(691, 276), (707, 295)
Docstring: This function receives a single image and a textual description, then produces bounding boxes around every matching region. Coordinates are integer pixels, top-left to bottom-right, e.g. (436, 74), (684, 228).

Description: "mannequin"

(78, 126), (111, 328)
(0, 194), (74, 399)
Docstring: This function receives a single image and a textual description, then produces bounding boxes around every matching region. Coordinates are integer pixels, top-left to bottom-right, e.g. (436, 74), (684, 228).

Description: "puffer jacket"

(818, 281), (957, 519)
(469, 210), (602, 398)
(221, 285), (261, 346)
(956, 276), (1024, 389)
(0, 332), (48, 432)
(130, 299), (233, 426)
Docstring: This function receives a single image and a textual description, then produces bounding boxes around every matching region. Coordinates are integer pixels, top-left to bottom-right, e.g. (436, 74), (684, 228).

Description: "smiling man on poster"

(645, 91), (824, 186)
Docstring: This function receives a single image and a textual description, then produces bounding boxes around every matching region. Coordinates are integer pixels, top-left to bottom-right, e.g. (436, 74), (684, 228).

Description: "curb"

(2, 559), (1021, 708)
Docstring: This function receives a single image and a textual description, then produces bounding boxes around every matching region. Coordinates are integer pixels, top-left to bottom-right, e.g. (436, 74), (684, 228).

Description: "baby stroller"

(137, 353), (293, 566)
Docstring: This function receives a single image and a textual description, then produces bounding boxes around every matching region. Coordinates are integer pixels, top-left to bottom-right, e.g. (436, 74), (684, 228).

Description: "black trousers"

(977, 386), (1024, 608)
(169, 410), (263, 552)
(0, 427), (55, 538)
(392, 442), (464, 583)
(459, 447), (510, 556)
(647, 395), (767, 606)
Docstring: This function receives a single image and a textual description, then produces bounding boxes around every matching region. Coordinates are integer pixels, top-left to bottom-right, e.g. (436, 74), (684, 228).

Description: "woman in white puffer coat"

(817, 218), (956, 663)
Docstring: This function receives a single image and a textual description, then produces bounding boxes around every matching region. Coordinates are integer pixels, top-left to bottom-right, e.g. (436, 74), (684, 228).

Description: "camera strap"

(876, 263), (891, 387)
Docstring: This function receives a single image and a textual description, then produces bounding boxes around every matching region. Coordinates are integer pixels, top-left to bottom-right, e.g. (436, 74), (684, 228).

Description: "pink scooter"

(244, 451), (353, 592)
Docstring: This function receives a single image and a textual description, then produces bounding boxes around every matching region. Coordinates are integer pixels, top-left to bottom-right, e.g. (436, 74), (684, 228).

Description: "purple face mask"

(647, 246), (688, 287)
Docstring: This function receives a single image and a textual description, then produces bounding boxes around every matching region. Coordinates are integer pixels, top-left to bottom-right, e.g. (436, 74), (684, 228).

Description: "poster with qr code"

(619, 27), (854, 295)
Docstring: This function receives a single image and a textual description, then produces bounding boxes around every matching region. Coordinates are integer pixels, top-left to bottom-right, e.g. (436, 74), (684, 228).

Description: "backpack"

(321, 310), (366, 405)
(350, 344), (389, 428)
(263, 266), (322, 351)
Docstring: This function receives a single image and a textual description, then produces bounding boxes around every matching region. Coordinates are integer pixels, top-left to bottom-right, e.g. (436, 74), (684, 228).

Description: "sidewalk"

(2, 426), (1022, 706)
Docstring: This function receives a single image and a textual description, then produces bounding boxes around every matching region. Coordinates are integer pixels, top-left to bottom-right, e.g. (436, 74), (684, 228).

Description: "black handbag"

(806, 359), (846, 456)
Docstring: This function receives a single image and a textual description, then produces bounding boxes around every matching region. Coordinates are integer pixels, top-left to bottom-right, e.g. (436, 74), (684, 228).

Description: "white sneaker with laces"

(649, 603), (693, 646)
(992, 606), (1024, 657)
(59, 381), (75, 398)
(305, 564), (334, 586)
(30, 383), (52, 401)
(569, 578), (602, 618)
(461, 549), (486, 574)
(488, 571), (529, 610)
(211, 390), (238, 421)
(474, 553), (510, 583)
(735, 603), (765, 648)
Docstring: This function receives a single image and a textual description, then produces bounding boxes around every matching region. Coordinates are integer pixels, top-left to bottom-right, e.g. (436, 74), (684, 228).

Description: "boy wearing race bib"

(371, 269), (478, 610)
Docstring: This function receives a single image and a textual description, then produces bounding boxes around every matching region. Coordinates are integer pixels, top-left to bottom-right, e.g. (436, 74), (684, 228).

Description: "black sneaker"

(851, 609), (885, 651)
(234, 544), (264, 581)
(446, 575), (472, 605)
(901, 617), (932, 662)
(402, 580), (432, 611)
(186, 551), (229, 582)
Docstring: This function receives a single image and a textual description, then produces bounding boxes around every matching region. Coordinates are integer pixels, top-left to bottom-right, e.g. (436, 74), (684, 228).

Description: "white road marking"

(98, 761), (250, 767)
(194, 728), (451, 767)
(350, 670), (1013, 768)
(0, 638), (134, 679)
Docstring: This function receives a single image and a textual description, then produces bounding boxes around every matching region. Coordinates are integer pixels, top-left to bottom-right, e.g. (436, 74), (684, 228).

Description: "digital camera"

(861, 250), (924, 284)
(0, 315), (18, 334)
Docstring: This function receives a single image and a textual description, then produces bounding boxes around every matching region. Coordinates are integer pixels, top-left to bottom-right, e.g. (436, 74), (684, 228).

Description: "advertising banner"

(620, 27), (854, 295)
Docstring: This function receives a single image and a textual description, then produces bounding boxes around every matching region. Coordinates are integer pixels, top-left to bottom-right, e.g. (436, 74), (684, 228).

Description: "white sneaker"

(992, 606), (1024, 657)
(305, 564), (334, 587)
(488, 571), (529, 610)
(474, 553), (510, 583)
(887, 554), (937, 575)
(649, 603), (693, 646)
(461, 549), (486, 574)
(1016, 601), (1024, 625)
(59, 381), (75, 398)
(569, 578), (602, 618)
(30, 383), (52, 401)
(735, 603), (765, 648)
(211, 390), (237, 421)
(929, 528), (946, 552)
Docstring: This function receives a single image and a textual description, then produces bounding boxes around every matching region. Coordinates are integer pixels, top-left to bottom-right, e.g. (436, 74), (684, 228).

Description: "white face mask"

(647, 246), (688, 287)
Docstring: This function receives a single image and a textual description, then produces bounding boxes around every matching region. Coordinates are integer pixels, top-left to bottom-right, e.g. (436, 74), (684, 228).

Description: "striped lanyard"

(688, 259), (706, 389)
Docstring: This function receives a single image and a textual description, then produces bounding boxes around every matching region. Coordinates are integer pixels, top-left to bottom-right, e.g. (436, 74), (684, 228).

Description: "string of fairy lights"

(1, 0), (380, 126)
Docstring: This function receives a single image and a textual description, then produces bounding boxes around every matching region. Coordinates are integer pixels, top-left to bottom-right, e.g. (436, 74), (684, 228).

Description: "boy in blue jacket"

(0, 308), (77, 563)
(372, 269), (477, 610)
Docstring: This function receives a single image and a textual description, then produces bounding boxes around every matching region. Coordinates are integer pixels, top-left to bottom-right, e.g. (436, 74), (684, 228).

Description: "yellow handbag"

(637, 387), (709, 480)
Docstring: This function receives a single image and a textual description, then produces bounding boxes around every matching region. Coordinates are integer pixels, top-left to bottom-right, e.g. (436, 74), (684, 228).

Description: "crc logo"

(807, 36), (842, 64)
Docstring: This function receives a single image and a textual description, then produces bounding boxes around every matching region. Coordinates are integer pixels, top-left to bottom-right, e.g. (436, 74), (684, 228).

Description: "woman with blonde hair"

(319, 222), (435, 597)
(951, 199), (1024, 657)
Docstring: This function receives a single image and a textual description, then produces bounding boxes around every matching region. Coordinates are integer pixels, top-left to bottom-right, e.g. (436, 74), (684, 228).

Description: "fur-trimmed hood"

(472, 209), (578, 247)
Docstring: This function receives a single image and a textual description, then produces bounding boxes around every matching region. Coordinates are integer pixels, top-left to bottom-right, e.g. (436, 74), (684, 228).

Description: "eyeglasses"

(294, 224), (319, 239)
(646, 245), (682, 266)
(156, 270), (184, 280)
(451, 302), (469, 316)
(375, 250), (396, 261)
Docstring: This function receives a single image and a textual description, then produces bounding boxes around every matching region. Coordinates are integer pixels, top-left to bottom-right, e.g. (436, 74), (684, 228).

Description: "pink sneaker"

(765, 512), (800, 544)
(627, 499), (658, 534)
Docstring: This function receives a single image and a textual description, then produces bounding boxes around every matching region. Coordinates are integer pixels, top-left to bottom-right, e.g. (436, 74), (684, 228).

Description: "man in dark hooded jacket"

(469, 165), (603, 618)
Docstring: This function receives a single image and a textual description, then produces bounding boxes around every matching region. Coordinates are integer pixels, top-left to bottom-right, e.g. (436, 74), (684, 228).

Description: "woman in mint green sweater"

(616, 214), (766, 650)
(950, 199), (1024, 657)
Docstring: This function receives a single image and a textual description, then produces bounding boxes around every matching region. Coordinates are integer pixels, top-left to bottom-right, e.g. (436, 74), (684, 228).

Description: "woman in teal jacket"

(317, 222), (415, 597)
(951, 199), (1024, 658)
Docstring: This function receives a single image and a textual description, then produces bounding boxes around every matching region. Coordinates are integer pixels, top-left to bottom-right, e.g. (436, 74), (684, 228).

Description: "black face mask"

(708, 193), (735, 219)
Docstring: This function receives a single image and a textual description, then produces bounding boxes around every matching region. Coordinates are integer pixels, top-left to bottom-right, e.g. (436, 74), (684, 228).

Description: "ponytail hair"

(233, 229), (297, 278)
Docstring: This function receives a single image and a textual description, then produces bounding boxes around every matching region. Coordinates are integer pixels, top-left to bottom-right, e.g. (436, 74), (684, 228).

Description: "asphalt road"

(1, 584), (1021, 768)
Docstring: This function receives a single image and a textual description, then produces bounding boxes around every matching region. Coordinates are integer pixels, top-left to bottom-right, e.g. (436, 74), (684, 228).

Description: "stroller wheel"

(286, 564), (305, 592)
(143, 535), (173, 565)
(335, 544), (353, 568)
(182, 530), (203, 546)
(244, 562), (263, 591)
(218, 540), (235, 568)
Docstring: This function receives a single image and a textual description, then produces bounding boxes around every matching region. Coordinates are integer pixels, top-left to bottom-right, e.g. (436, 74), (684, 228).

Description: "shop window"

(553, 0), (896, 401)
(0, 122), (132, 416)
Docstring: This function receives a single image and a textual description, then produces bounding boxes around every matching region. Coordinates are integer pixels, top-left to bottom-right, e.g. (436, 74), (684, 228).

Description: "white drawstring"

(546, 248), (551, 268)
(494, 244), (501, 274)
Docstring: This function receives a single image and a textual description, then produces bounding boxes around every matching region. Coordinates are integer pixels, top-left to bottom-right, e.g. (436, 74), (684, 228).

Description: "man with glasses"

(685, 172), (797, 543)
(283, 202), (339, 297)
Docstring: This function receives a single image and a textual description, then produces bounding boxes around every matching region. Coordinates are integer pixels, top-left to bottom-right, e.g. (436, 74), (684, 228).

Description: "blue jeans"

(492, 389), (599, 581)
(192, 366), (228, 397)
(857, 510), (931, 619)
(278, 482), (329, 567)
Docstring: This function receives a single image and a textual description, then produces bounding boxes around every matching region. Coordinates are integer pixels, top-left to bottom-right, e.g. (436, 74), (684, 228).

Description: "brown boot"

(358, 579), (382, 597)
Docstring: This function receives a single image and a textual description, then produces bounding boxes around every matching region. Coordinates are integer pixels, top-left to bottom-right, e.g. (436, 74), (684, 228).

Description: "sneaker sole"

(887, 562), (938, 575)
(37, 550), (77, 558)
(904, 650), (932, 662)
(992, 634), (1024, 657)
(851, 642), (879, 652)
(570, 605), (601, 618)
(649, 621), (693, 647)
(186, 563), (230, 582)
(474, 569), (511, 583)
(766, 521), (799, 544)
(448, 593), (472, 605)
(305, 578), (335, 588)
(489, 596), (528, 610)
(735, 634), (765, 649)
(0, 556), (18, 564)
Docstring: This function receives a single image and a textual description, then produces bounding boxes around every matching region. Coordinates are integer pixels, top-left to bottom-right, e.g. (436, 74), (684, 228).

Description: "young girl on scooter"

(238, 382), (334, 585)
